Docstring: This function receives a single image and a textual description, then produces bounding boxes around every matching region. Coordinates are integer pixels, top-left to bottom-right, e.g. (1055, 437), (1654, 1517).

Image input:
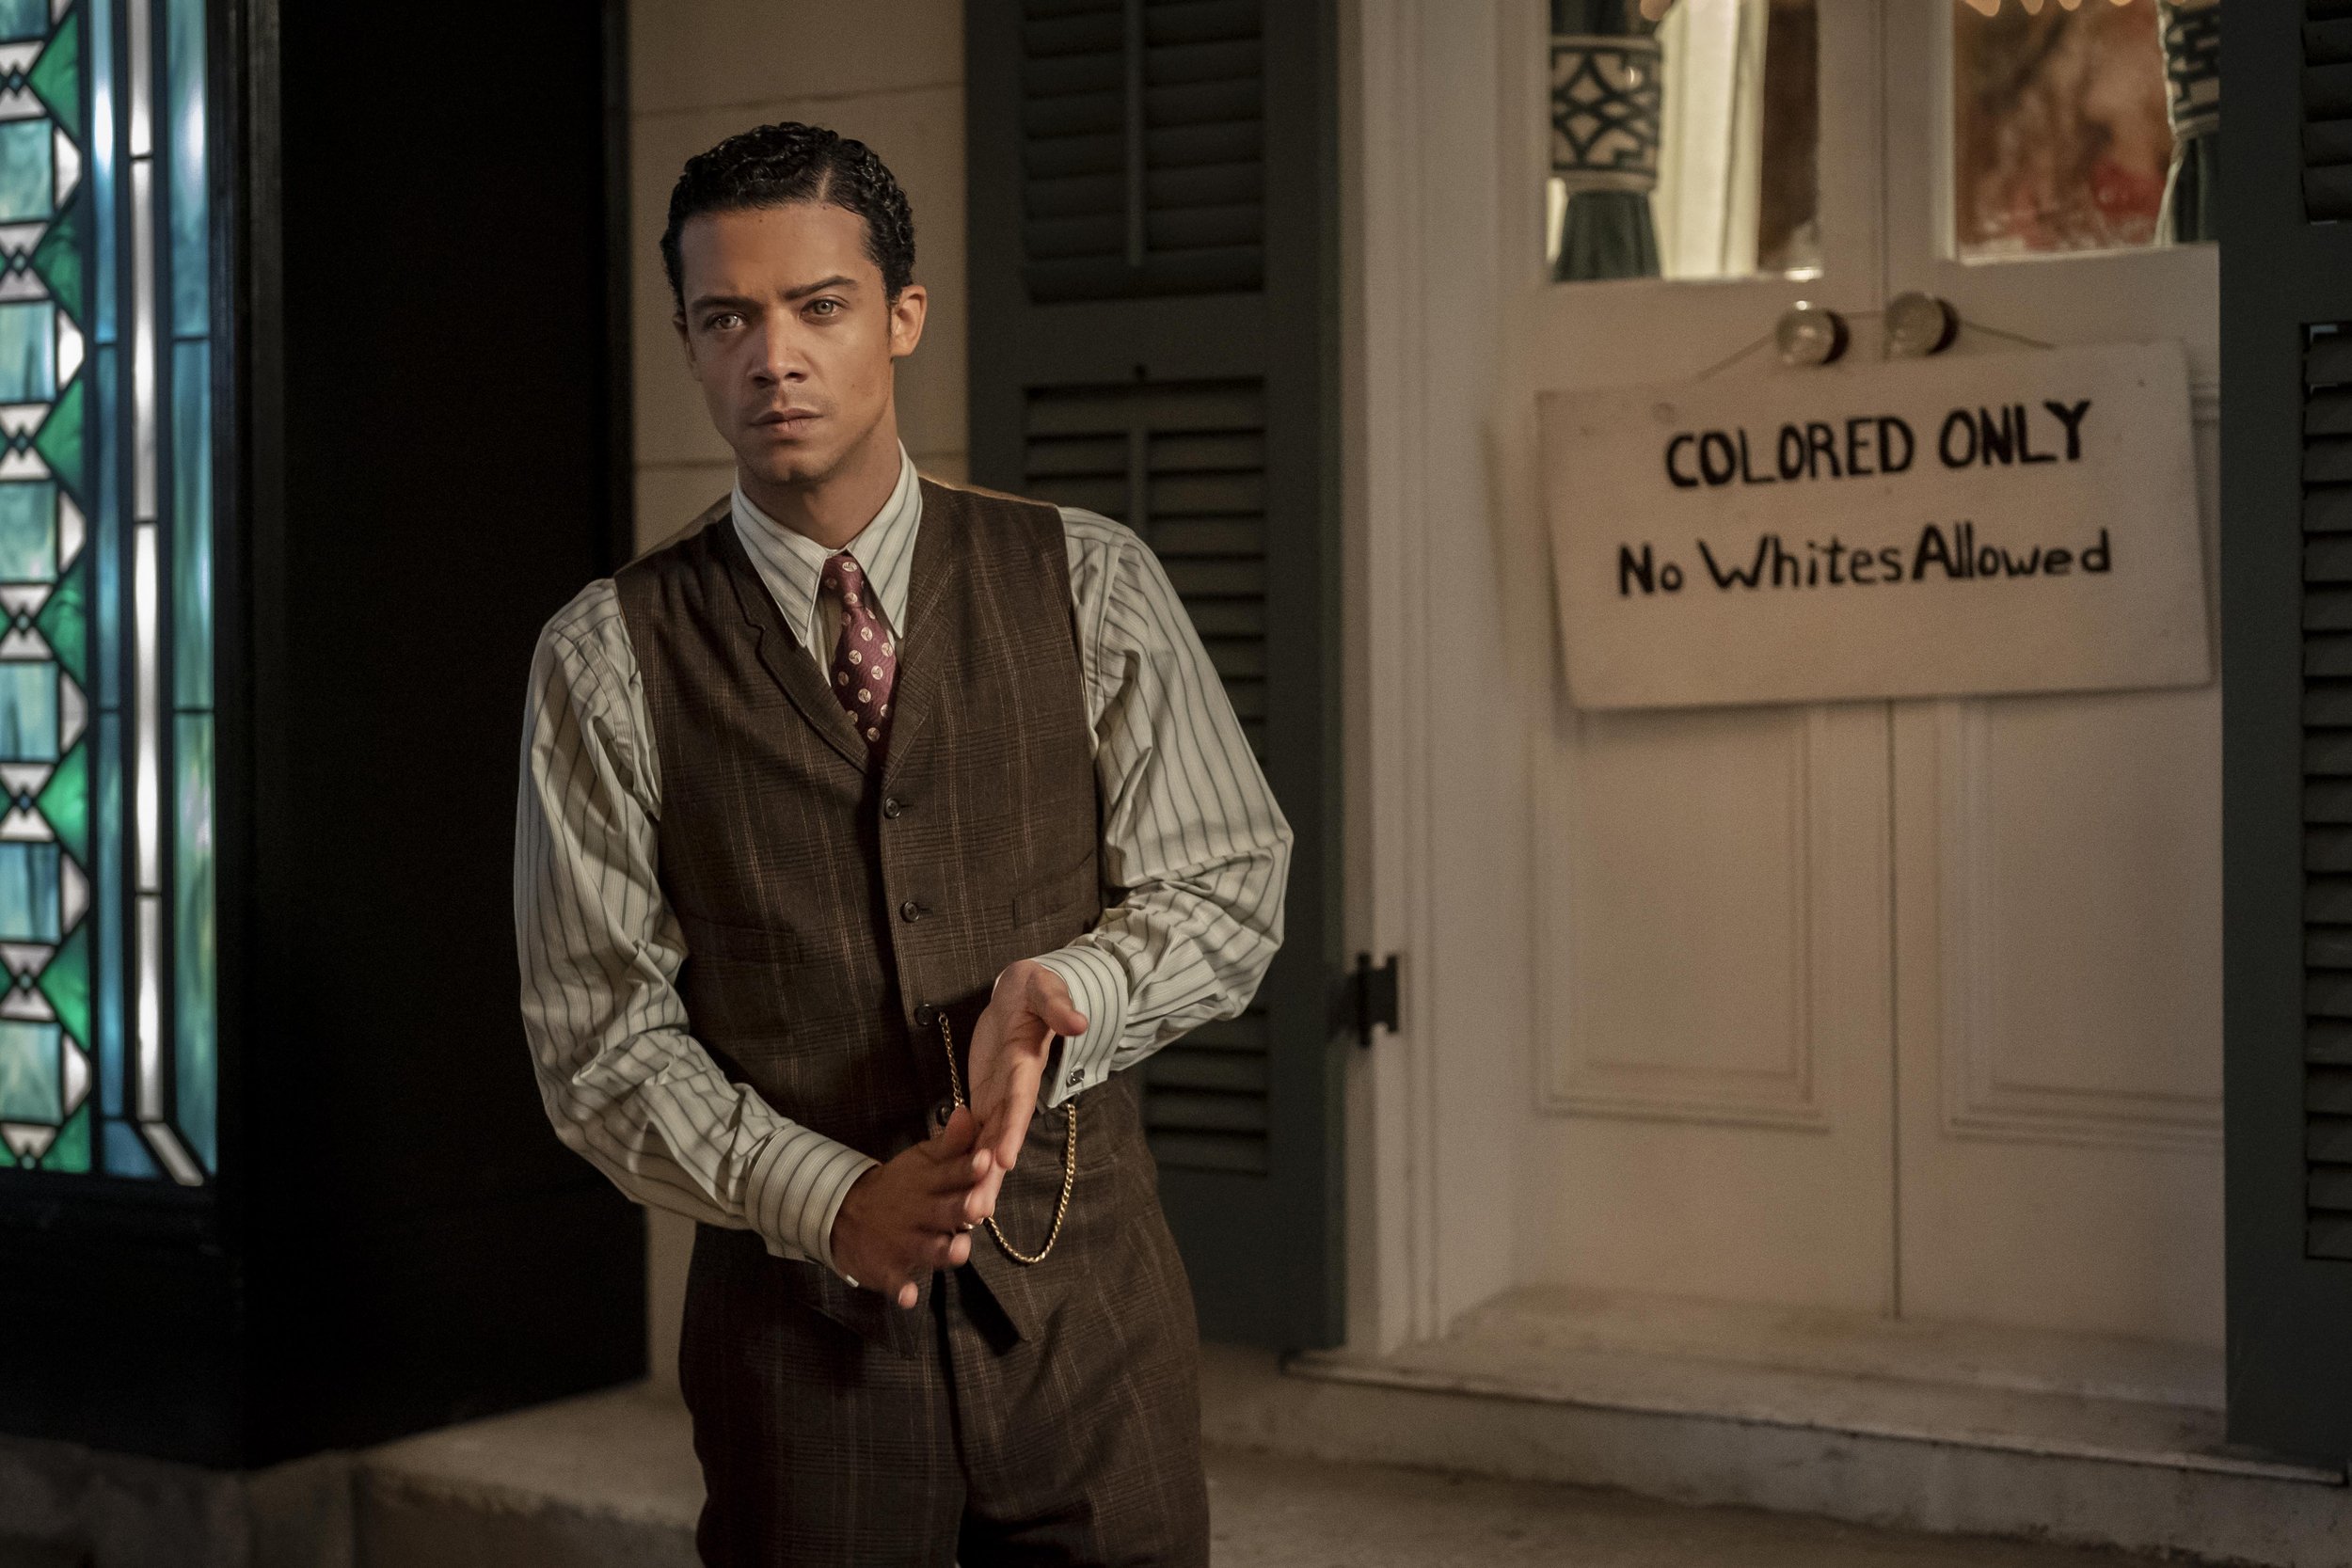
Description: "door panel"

(1531, 702), (1894, 1311)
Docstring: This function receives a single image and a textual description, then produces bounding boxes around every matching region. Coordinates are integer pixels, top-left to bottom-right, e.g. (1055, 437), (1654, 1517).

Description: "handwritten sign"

(1537, 341), (2210, 710)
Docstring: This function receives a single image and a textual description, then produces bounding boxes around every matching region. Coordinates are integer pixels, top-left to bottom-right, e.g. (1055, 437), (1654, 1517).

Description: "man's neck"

(738, 427), (902, 551)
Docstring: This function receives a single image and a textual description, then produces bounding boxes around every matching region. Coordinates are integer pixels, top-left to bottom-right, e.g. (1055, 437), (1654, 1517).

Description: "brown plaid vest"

(614, 479), (1148, 1348)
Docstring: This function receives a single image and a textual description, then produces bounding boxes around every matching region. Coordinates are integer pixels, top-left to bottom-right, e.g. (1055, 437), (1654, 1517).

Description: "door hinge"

(1343, 952), (1400, 1048)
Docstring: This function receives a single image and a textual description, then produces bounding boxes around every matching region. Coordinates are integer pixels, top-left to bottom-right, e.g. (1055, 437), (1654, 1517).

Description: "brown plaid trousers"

(616, 483), (1208, 1566)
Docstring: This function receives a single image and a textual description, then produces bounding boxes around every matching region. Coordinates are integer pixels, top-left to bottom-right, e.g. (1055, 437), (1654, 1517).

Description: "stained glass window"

(0, 0), (213, 1183)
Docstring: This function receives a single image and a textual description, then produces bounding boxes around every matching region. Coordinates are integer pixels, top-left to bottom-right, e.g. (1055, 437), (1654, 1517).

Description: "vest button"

(899, 899), (922, 923)
(914, 1005), (937, 1027)
(930, 1098), (954, 1132)
(882, 796), (904, 818)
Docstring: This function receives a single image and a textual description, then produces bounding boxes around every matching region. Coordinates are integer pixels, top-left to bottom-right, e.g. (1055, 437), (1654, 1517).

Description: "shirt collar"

(730, 444), (922, 650)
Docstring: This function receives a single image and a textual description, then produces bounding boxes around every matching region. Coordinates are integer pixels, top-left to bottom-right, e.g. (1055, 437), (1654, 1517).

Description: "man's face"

(673, 202), (926, 491)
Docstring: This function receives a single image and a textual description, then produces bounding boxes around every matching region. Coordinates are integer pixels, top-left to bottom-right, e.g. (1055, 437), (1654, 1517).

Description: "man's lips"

(755, 409), (819, 433)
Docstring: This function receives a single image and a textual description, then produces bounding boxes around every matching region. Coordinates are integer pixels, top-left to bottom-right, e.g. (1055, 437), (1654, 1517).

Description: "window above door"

(1537, 0), (2215, 289)
(1951, 0), (2216, 262)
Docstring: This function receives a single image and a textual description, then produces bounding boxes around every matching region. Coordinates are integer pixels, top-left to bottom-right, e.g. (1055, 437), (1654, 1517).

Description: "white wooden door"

(1507, 0), (1899, 1315)
(1509, 0), (2219, 1344)
(1881, 3), (2223, 1347)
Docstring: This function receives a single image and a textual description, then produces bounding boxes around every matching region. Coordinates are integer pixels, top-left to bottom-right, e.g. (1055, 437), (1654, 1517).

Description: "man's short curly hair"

(660, 121), (916, 309)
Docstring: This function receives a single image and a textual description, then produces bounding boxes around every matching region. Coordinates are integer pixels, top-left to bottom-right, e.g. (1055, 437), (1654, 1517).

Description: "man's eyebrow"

(684, 290), (758, 315)
(783, 275), (858, 300)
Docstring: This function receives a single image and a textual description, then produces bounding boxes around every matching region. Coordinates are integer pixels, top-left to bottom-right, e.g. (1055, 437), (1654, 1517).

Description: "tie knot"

(822, 552), (863, 594)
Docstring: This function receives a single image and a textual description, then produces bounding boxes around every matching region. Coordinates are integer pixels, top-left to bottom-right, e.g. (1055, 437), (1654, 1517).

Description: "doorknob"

(1773, 302), (1850, 367)
(1884, 292), (1960, 357)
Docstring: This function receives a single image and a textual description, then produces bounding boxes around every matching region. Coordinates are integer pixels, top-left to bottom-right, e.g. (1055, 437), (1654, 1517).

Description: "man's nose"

(747, 324), (808, 385)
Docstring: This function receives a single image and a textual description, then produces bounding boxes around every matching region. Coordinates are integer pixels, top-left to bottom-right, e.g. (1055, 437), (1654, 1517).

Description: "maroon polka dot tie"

(819, 551), (896, 763)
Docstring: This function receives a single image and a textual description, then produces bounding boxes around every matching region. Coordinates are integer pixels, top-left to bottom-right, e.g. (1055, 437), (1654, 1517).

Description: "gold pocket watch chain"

(936, 1012), (1076, 1265)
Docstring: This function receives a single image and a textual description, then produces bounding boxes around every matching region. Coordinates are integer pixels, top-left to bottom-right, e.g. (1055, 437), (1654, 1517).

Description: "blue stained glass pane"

(0, 1020), (59, 1121)
(174, 714), (211, 1170)
(172, 341), (207, 705)
(0, 300), (56, 403)
(167, 0), (205, 337)
(94, 710), (119, 1114)
(95, 344), (116, 705)
(0, 120), (53, 222)
(91, 0), (114, 343)
(0, 662), (56, 760)
(0, 0), (45, 44)
(102, 1117), (156, 1177)
(0, 840), (59, 941)
(0, 482), (56, 581)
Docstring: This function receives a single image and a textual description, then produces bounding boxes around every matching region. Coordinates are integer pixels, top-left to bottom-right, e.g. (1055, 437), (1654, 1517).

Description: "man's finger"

(926, 1104), (979, 1159)
(894, 1278), (917, 1309)
(995, 1127), (1025, 1172)
(930, 1189), (977, 1233)
(970, 1160), (1006, 1221)
(1024, 969), (1090, 1039)
(919, 1125), (985, 1184)
(990, 1089), (1041, 1169)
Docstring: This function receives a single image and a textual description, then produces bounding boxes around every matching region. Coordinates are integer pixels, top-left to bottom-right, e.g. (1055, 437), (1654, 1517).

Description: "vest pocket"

(675, 911), (801, 963)
(1009, 847), (1097, 925)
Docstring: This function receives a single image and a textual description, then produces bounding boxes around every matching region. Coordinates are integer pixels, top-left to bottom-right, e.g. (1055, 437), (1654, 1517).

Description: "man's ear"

(673, 311), (694, 366)
(888, 283), (929, 360)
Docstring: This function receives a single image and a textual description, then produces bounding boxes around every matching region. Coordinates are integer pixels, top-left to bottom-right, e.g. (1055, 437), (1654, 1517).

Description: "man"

(514, 121), (1288, 1567)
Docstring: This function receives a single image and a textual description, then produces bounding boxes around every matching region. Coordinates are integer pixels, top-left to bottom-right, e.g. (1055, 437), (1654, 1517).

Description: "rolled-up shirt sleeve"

(515, 583), (875, 1270)
(1033, 512), (1293, 1107)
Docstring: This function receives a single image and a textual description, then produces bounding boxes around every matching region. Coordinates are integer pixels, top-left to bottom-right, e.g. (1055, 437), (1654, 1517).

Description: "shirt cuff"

(743, 1123), (878, 1277)
(1031, 944), (1131, 1108)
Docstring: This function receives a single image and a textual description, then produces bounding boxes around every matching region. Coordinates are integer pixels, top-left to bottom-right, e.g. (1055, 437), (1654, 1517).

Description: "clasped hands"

(829, 959), (1088, 1307)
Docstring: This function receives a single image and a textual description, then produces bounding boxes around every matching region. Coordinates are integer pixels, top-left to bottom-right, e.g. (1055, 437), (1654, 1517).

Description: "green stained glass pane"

(36, 556), (83, 682)
(0, 300), (55, 403)
(28, 12), (79, 141)
(35, 740), (82, 862)
(0, 662), (56, 761)
(0, 120), (53, 223)
(0, 840), (57, 940)
(0, 482), (55, 582)
(44, 1098), (88, 1170)
(33, 376), (84, 501)
(0, 0), (44, 44)
(175, 714), (214, 1172)
(37, 920), (85, 1049)
(0, 1018), (57, 1120)
(92, 710), (116, 1110)
(31, 203), (82, 327)
(172, 342), (208, 705)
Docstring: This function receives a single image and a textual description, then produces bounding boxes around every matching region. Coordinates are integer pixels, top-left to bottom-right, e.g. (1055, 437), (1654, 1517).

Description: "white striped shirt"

(514, 447), (1291, 1276)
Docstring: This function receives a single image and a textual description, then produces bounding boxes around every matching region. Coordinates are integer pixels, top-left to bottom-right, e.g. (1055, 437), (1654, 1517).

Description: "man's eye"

(705, 312), (741, 331)
(808, 299), (841, 318)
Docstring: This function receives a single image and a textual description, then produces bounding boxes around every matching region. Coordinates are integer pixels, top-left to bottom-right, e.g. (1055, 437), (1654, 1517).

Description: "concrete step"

(1200, 1287), (2352, 1568)
(358, 1384), (699, 1568)
(352, 1383), (2176, 1568)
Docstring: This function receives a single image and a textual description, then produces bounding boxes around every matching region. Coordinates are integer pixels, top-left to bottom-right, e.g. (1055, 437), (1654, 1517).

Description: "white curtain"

(1650, 0), (1769, 279)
